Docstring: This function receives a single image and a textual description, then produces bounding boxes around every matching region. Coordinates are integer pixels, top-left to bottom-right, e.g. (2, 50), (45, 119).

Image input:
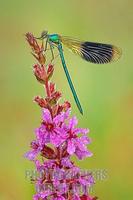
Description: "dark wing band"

(81, 42), (121, 64)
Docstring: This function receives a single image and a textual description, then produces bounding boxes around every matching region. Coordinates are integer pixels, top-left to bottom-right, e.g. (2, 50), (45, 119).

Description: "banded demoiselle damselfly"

(36, 31), (122, 114)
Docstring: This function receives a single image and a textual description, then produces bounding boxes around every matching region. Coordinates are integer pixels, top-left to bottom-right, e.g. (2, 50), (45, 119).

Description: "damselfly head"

(40, 30), (48, 39)
(35, 30), (48, 40)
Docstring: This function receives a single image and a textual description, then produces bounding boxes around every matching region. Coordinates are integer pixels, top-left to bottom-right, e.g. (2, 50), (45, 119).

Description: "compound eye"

(41, 30), (48, 39)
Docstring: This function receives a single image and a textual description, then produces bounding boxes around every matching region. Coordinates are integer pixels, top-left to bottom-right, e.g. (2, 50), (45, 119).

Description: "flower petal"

(61, 157), (73, 168)
(79, 174), (94, 186)
(53, 109), (70, 124)
(42, 108), (52, 123)
(25, 150), (38, 161)
(75, 138), (87, 151)
(50, 133), (64, 147)
(74, 128), (89, 135)
(80, 136), (92, 145)
(67, 139), (76, 155)
(34, 160), (41, 170)
(35, 127), (50, 144)
(68, 116), (78, 130)
(53, 196), (66, 200)
(75, 149), (93, 160)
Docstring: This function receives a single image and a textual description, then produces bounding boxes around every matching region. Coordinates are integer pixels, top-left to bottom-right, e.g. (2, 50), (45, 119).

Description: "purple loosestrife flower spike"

(25, 32), (98, 200)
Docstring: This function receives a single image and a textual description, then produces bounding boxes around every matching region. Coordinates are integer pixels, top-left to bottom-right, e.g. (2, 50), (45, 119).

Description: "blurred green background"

(0, 0), (133, 199)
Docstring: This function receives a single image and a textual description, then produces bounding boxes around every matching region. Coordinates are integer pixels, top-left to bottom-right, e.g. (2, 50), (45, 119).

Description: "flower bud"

(33, 64), (47, 84)
(63, 101), (71, 111)
(47, 64), (54, 80)
(34, 96), (47, 108)
(50, 82), (55, 94)
(26, 32), (46, 64)
(26, 33), (40, 54)
(41, 145), (57, 159)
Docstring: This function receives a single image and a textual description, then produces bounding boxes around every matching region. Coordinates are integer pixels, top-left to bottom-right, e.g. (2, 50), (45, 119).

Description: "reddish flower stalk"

(25, 32), (98, 200)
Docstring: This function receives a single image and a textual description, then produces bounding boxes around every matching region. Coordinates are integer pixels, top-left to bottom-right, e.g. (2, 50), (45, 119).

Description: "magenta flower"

(62, 116), (93, 159)
(25, 33), (98, 200)
(36, 108), (70, 147)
